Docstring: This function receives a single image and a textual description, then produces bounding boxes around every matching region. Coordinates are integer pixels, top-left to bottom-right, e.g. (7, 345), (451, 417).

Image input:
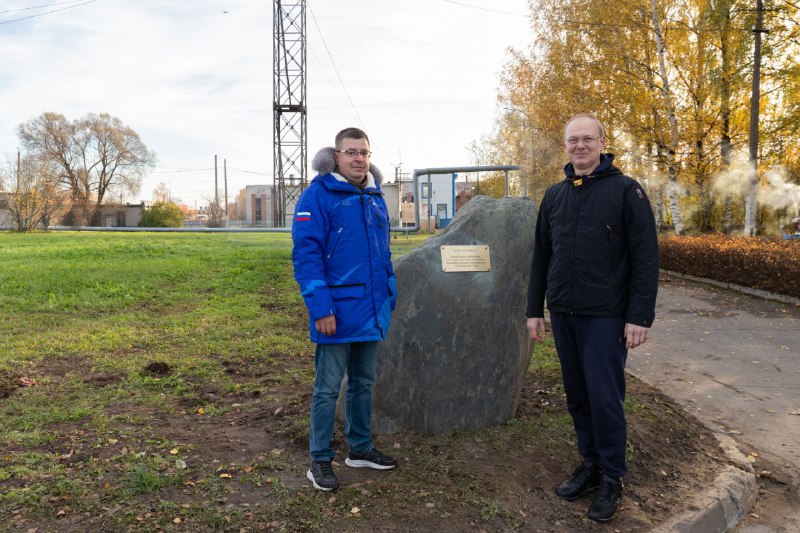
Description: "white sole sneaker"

(306, 468), (336, 491)
(344, 458), (396, 470)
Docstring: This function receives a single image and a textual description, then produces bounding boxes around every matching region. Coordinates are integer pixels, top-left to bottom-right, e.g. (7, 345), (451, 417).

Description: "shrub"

(659, 235), (800, 298)
(139, 201), (184, 228)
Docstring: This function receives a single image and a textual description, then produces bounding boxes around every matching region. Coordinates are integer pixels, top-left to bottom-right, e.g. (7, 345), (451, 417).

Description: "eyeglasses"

(335, 149), (371, 158)
(565, 136), (600, 146)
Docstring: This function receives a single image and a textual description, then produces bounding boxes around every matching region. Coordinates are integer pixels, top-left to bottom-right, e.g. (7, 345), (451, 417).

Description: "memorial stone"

(372, 195), (538, 434)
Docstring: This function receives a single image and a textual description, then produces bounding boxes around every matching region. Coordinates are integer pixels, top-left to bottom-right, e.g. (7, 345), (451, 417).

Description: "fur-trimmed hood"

(312, 147), (384, 186)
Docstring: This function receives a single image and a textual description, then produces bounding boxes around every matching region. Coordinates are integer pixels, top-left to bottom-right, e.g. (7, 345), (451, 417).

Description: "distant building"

(98, 202), (145, 227)
(243, 185), (275, 227)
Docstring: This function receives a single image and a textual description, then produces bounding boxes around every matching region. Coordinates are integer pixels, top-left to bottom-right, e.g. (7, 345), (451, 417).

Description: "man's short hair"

(564, 113), (605, 139)
(335, 127), (370, 149)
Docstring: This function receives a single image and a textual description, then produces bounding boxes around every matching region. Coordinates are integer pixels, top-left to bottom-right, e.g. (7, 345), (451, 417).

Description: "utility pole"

(214, 155), (219, 204)
(224, 158), (229, 219)
(745, 0), (766, 236)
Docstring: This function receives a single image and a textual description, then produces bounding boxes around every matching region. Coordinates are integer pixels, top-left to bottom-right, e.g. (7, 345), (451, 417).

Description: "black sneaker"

(306, 460), (340, 491)
(554, 463), (602, 501)
(345, 448), (397, 470)
(587, 474), (623, 522)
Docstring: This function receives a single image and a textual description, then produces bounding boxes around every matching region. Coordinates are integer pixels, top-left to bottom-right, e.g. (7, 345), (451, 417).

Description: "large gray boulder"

(372, 195), (538, 434)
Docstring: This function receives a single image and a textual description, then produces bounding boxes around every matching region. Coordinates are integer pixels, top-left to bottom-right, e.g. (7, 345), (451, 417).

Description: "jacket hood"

(564, 153), (621, 180)
(312, 146), (384, 186)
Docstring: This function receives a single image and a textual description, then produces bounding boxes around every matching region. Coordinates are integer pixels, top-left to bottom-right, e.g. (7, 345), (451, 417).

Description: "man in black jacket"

(526, 113), (659, 523)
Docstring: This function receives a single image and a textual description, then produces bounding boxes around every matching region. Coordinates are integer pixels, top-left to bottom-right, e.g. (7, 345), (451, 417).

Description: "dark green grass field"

(0, 231), (725, 532)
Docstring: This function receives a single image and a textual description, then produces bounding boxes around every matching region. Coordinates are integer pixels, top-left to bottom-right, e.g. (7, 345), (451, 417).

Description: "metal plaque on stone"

(440, 245), (491, 272)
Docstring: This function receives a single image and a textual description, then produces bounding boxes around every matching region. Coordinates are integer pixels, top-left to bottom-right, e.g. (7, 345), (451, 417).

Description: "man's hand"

(624, 323), (649, 349)
(315, 314), (336, 336)
(527, 317), (546, 342)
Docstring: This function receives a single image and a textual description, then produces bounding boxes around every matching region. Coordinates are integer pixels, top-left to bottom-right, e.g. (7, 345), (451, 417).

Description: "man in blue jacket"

(526, 114), (659, 522)
(292, 127), (397, 491)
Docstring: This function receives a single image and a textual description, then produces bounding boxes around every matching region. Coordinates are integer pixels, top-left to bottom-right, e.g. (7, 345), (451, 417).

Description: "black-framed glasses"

(335, 149), (371, 158)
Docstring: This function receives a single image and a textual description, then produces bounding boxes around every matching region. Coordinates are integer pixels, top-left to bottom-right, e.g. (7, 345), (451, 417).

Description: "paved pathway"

(627, 273), (800, 530)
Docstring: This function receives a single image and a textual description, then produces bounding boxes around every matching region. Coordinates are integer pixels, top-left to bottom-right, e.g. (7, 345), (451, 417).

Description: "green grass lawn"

(0, 231), (558, 530)
(0, 230), (716, 531)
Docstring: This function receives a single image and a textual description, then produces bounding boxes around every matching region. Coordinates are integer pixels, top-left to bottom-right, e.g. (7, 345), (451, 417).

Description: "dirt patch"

(142, 361), (171, 376)
(2, 354), (732, 532)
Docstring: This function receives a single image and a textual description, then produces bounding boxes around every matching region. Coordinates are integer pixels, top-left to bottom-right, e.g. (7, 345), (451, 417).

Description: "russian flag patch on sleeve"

(295, 211), (311, 222)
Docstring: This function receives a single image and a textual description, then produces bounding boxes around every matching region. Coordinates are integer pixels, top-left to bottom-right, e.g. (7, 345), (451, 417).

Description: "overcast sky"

(0, 0), (533, 207)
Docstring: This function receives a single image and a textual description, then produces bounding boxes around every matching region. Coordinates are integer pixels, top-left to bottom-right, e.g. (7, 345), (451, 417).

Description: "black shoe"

(554, 463), (602, 501)
(306, 460), (340, 491)
(587, 474), (623, 522)
(345, 447), (397, 470)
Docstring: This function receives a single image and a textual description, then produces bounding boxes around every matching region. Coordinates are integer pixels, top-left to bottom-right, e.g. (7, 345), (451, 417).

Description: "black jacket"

(526, 154), (659, 327)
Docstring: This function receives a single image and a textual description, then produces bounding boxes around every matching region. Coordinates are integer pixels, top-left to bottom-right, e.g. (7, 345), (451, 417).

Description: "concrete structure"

(242, 185), (277, 227)
(381, 182), (401, 227)
(99, 202), (145, 227)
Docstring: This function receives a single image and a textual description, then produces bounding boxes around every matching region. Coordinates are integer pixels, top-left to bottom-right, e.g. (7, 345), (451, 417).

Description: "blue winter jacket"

(292, 170), (396, 344)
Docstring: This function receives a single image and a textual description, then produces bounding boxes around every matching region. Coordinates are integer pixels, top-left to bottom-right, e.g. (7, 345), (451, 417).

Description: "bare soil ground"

(2, 349), (732, 532)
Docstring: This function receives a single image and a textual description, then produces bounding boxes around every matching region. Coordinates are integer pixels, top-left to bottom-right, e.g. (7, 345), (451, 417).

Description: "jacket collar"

(564, 153), (620, 180)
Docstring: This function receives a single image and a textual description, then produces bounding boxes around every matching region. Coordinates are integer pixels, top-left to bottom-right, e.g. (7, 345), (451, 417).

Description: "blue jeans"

(550, 312), (629, 479)
(309, 341), (378, 462)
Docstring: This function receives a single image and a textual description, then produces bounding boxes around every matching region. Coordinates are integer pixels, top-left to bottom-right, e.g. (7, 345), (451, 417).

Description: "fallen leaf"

(219, 473), (232, 479)
(196, 407), (205, 415)
(170, 448), (179, 455)
(766, 410), (775, 413)
(107, 439), (118, 445)
(242, 465), (253, 473)
(425, 503), (435, 508)
(393, 442), (401, 449)
(173, 517), (182, 524)
(18, 377), (37, 387)
(790, 410), (800, 416)
(350, 507), (360, 514)
(175, 460), (187, 470)
(270, 449), (284, 456)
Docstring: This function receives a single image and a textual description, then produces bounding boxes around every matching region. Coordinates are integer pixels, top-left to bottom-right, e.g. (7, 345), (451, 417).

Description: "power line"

(438, 0), (529, 18)
(0, 0), (101, 25)
(0, 0), (88, 15)
(150, 167), (213, 174)
(307, 3), (395, 166)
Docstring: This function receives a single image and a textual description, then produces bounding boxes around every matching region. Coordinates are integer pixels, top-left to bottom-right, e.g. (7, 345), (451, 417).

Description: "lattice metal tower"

(273, 0), (307, 227)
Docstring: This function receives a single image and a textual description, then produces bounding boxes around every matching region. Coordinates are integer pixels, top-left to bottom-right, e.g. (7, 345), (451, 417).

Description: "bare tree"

(17, 112), (156, 226)
(152, 182), (171, 203)
(0, 156), (63, 231)
(203, 194), (225, 228)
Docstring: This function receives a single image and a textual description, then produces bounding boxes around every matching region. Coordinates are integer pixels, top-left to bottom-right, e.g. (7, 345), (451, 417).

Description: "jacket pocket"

(326, 227), (344, 260)
(328, 283), (365, 300)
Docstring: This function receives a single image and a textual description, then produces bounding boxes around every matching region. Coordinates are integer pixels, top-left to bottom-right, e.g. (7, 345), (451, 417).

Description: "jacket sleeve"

(623, 182), (659, 327)
(526, 193), (551, 318)
(292, 186), (335, 321)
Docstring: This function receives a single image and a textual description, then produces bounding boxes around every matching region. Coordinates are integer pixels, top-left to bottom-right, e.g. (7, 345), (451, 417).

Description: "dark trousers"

(550, 312), (628, 479)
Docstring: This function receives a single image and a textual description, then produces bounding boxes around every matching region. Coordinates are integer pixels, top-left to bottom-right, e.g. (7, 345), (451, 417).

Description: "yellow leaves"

(169, 448), (179, 455)
(219, 473), (232, 479)
(196, 407), (205, 415)
(746, 452), (759, 463)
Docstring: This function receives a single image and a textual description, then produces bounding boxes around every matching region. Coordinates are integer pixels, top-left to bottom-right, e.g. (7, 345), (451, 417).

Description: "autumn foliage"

(660, 235), (800, 298)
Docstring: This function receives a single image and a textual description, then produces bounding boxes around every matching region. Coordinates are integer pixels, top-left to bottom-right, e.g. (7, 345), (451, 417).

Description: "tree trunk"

(651, 0), (685, 234)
